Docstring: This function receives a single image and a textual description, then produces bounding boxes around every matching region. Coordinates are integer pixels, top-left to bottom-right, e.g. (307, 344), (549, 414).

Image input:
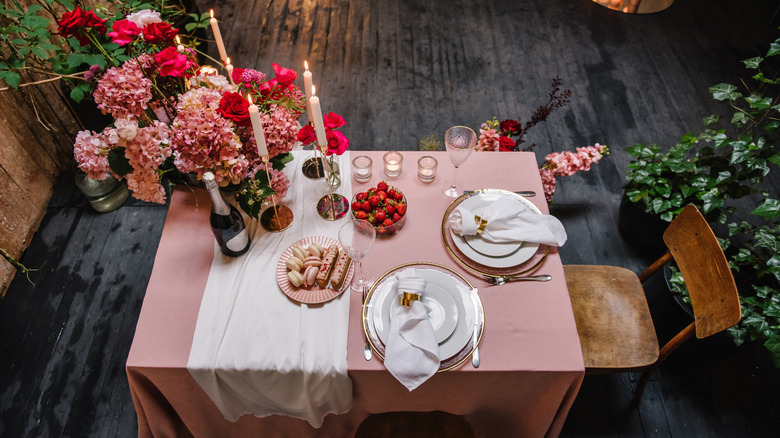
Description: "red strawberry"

(375, 210), (386, 222)
(395, 203), (407, 216)
(393, 212), (402, 222)
(394, 191), (403, 201)
(356, 192), (368, 201)
(368, 195), (380, 207)
(356, 210), (367, 219)
(385, 198), (396, 206)
(377, 181), (389, 192)
(367, 213), (376, 224)
(385, 205), (396, 215)
(351, 201), (362, 211)
(382, 218), (394, 227)
(387, 188), (397, 199)
(361, 200), (371, 211)
(377, 190), (387, 202)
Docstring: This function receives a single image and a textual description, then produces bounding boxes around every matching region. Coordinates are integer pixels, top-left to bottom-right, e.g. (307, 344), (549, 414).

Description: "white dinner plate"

(371, 268), (474, 360)
(373, 278), (459, 344)
(448, 191), (540, 268)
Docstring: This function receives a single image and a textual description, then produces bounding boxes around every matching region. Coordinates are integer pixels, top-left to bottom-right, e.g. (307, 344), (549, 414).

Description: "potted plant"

(622, 35), (780, 366)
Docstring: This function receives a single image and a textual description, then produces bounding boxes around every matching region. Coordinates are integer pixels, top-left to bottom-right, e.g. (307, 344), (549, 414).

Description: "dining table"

(125, 149), (585, 437)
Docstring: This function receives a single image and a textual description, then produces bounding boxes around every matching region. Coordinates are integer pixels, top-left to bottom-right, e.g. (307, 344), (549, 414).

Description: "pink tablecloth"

(126, 150), (584, 438)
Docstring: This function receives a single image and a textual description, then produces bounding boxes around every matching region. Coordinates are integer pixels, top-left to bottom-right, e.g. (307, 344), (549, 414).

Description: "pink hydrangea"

(125, 167), (166, 203)
(73, 130), (112, 179)
(93, 57), (153, 118)
(476, 122), (500, 151)
(170, 87), (249, 184)
(541, 143), (608, 201)
(125, 120), (172, 170)
(246, 104), (300, 161)
(265, 166), (290, 204)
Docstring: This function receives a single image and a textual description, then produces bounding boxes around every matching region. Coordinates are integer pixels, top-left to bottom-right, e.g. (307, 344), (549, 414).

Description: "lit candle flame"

(210, 9), (214, 18)
(246, 93), (252, 104)
(226, 57), (231, 65)
(175, 35), (181, 44)
(311, 85), (316, 96)
(304, 60), (309, 70)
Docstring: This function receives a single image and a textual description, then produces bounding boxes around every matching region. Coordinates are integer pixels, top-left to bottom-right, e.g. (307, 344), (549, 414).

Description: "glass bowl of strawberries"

(350, 181), (408, 236)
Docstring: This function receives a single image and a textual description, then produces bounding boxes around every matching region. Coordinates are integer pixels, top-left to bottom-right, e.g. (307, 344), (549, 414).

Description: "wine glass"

(443, 126), (477, 197)
(338, 219), (377, 292)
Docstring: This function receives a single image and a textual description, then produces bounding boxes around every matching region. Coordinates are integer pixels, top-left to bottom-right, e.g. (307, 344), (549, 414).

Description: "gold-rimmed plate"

(362, 262), (484, 372)
(442, 189), (550, 278)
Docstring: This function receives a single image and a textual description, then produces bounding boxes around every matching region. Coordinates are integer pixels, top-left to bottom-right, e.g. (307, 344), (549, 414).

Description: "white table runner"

(187, 151), (353, 427)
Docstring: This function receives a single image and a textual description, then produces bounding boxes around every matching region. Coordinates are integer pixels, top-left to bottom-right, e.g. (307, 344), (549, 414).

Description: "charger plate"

(362, 262), (484, 372)
(442, 189), (550, 279)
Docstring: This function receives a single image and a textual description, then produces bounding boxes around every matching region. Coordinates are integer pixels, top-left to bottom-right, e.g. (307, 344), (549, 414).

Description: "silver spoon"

(362, 286), (373, 361)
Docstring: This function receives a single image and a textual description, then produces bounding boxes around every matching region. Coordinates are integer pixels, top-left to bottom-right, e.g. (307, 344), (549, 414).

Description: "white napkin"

(449, 199), (567, 247)
(384, 269), (440, 391)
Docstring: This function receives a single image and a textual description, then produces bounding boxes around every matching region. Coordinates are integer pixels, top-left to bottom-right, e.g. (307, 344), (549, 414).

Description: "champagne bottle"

(203, 172), (250, 257)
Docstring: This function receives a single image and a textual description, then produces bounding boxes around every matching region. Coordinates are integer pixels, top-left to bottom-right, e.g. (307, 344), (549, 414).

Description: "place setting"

(361, 262), (484, 382)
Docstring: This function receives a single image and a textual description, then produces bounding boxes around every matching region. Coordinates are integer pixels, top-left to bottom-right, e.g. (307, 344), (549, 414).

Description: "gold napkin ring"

(400, 292), (421, 307)
(474, 215), (488, 235)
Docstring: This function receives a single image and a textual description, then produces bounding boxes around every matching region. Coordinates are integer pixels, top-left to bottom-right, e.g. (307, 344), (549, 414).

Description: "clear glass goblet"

(338, 219), (377, 292)
(443, 125), (477, 197)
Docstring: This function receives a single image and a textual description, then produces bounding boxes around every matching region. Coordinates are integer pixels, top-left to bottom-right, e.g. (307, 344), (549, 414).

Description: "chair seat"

(564, 265), (660, 371)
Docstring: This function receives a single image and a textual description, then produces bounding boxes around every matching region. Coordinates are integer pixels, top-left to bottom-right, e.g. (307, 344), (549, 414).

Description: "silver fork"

(362, 285), (373, 361)
(484, 274), (552, 286)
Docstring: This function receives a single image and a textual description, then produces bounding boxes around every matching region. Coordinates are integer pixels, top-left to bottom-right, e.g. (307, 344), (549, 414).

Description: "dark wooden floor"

(2, 0), (780, 436)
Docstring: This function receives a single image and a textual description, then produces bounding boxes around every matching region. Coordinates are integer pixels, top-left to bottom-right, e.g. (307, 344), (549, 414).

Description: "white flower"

(115, 117), (139, 141)
(126, 9), (162, 28)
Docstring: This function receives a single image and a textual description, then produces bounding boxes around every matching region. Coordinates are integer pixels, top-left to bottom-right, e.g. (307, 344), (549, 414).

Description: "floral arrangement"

(65, 5), (305, 218)
(296, 112), (350, 187)
(476, 77), (571, 152)
(539, 144), (609, 201)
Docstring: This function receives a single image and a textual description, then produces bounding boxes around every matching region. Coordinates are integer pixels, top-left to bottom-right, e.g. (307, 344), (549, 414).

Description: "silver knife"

(464, 190), (535, 197)
(470, 287), (481, 368)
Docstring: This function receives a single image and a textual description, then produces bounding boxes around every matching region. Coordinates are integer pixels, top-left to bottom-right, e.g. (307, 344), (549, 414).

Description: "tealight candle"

(352, 155), (373, 183)
(383, 151), (403, 178)
(417, 156), (438, 183)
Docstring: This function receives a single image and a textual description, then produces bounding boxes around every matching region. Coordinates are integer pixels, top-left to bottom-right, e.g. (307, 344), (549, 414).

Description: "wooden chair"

(563, 204), (741, 399)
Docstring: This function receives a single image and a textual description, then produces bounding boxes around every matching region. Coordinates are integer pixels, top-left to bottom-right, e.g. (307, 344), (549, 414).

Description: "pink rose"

(296, 124), (316, 145)
(108, 19), (141, 45)
(323, 112), (345, 129)
(155, 46), (193, 77)
(272, 63), (297, 88)
(325, 129), (349, 156)
(143, 22), (177, 44)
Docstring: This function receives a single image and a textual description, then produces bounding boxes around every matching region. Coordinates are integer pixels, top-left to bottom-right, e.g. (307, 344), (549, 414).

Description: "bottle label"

(225, 228), (249, 252)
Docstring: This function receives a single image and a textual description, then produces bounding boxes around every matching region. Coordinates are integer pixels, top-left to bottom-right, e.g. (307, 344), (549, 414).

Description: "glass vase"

(74, 170), (129, 213)
(327, 156), (342, 189)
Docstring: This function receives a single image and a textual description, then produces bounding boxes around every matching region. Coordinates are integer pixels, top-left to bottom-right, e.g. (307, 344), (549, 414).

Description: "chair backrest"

(663, 205), (741, 339)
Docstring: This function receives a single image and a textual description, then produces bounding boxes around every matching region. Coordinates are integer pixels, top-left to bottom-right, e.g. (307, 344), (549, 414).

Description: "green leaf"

(702, 114), (720, 127)
(731, 112), (749, 125)
(67, 52), (90, 69)
(30, 46), (47, 59)
(69, 86), (84, 102)
(185, 23), (196, 32)
(751, 198), (780, 219)
(0, 70), (21, 88)
(743, 56), (762, 69)
(85, 54), (107, 69)
(745, 93), (772, 109)
(769, 153), (780, 165)
(108, 148), (132, 177)
(768, 42), (780, 57)
(764, 121), (780, 132)
(700, 189), (723, 215)
(710, 83), (741, 101)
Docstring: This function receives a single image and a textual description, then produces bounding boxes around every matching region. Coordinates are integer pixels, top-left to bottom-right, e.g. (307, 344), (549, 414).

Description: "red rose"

(155, 46), (194, 77)
(272, 63), (297, 88)
(498, 135), (516, 152)
(107, 19), (141, 46)
(58, 7), (108, 46)
(259, 78), (280, 98)
(143, 22), (178, 44)
(323, 112), (345, 129)
(325, 129), (349, 156)
(499, 119), (521, 135)
(217, 92), (251, 126)
(296, 124), (316, 145)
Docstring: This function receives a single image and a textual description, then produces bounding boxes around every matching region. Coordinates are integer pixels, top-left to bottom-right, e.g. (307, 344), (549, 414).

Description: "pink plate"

(276, 236), (354, 305)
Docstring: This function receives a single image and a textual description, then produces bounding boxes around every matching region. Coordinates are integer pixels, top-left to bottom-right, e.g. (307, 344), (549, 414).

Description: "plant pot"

(618, 193), (669, 252)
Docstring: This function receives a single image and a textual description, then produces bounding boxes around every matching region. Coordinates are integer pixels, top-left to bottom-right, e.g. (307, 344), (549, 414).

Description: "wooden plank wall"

(0, 75), (82, 296)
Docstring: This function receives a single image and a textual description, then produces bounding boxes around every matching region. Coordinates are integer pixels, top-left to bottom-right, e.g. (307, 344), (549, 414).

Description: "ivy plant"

(624, 34), (780, 366)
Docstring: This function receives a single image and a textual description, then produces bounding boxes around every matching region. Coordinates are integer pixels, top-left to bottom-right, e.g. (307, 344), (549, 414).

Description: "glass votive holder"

(417, 156), (438, 183)
(383, 151), (403, 178)
(352, 155), (373, 183)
